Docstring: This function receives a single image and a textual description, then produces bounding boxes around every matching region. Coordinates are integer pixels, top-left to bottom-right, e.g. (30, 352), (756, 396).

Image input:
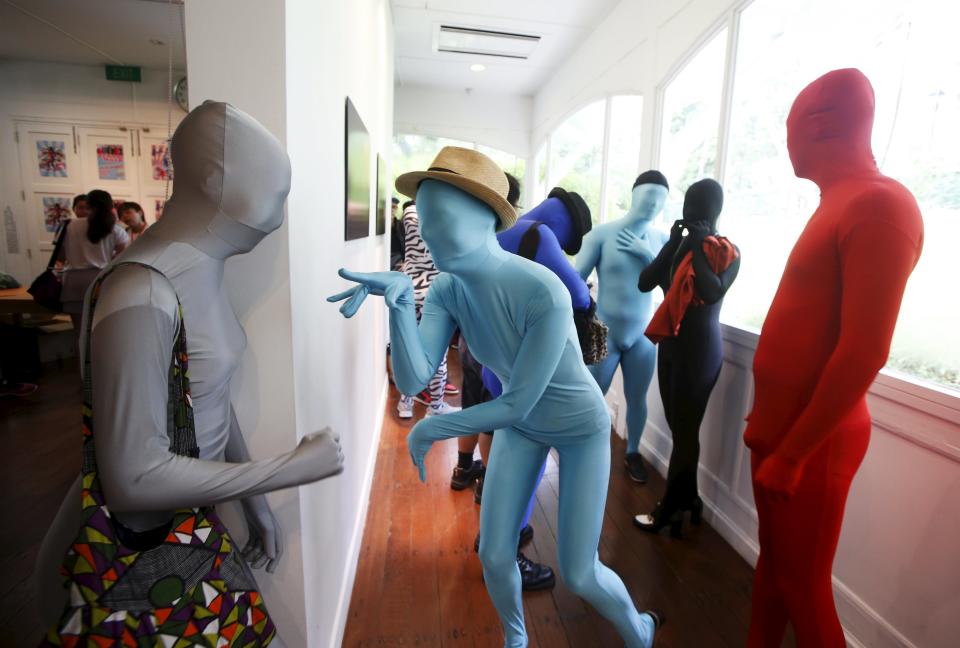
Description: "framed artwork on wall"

(375, 153), (387, 236)
(344, 97), (371, 241)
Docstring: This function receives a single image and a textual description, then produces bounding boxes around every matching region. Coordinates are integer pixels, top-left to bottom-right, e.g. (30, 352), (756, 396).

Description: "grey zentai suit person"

(34, 101), (344, 625)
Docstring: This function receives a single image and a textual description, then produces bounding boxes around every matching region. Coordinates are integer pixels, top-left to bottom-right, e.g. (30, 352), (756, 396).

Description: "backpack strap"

(517, 221), (543, 261)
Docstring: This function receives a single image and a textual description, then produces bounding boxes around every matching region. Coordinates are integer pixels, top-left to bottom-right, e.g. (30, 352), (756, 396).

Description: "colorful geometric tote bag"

(41, 262), (276, 648)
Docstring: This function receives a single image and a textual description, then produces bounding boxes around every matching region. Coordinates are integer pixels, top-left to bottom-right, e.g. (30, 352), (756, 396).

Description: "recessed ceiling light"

(470, 64), (486, 72)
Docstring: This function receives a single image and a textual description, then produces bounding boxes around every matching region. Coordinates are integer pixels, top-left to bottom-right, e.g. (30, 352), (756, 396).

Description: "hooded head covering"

(150, 101), (292, 258)
(517, 187), (592, 255)
(682, 178), (724, 226)
(786, 68), (877, 189)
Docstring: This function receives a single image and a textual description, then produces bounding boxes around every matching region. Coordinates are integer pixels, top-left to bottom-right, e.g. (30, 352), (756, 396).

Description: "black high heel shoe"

(633, 502), (683, 538)
(686, 496), (703, 526)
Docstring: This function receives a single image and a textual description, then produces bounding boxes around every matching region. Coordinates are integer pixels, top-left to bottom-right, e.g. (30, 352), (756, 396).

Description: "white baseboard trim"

(638, 424), (911, 648)
(327, 377), (389, 648)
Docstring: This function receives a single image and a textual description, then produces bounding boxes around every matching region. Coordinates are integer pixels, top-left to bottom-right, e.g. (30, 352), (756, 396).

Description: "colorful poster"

(42, 197), (71, 232)
(151, 143), (173, 181)
(96, 144), (125, 180)
(37, 140), (67, 177)
(154, 199), (165, 221)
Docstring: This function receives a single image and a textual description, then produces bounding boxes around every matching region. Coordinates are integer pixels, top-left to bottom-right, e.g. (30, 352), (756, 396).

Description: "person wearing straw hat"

(329, 146), (662, 648)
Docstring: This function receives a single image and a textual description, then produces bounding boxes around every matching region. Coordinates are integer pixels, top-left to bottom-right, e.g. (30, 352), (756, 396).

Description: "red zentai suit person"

(744, 68), (924, 647)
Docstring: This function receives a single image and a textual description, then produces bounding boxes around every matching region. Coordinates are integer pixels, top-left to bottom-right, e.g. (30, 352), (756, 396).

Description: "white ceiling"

(0, 0), (186, 68)
(393, 0), (621, 95)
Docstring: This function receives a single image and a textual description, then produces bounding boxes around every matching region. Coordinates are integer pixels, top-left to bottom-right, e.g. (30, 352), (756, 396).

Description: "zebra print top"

(399, 204), (439, 307)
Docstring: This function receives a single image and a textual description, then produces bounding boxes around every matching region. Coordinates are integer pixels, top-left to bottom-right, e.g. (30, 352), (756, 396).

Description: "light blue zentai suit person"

(329, 147), (660, 648)
(481, 187), (593, 540)
(575, 171), (670, 483)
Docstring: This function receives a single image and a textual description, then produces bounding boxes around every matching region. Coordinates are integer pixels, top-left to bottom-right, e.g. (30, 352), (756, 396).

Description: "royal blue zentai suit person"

(480, 187), (594, 554)
(329, 147), (660, 648)
(575, 171), (670, 483)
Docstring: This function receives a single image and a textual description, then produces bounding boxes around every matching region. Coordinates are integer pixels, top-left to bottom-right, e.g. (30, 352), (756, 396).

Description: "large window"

(548, 100), (606, 223)
(658, 29), (727, 225)
(604, 95), (645, 220)
(533, 95), (644, 224)
(718, 0), (960, 390)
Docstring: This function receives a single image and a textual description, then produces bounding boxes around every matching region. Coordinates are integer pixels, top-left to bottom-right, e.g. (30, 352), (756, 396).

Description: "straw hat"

(395, 146), (517, 231)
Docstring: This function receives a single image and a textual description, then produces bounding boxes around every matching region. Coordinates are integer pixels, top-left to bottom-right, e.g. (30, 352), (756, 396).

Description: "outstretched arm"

(328, 269), (455, 395)
(757, 212), (921, 494)
(92, 267), (343, 514)
(574, 230), (601, 281)
(533, 225), (592, 311)
(407, 297), (569, 480)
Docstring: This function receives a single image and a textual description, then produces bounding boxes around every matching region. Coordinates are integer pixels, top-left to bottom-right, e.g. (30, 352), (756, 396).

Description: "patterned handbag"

(41, 262), (276, 647)
(573, 297), (609, 366)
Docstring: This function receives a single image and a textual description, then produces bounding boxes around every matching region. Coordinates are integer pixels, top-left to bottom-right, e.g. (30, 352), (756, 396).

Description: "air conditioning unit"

(436, 25), (540, 60)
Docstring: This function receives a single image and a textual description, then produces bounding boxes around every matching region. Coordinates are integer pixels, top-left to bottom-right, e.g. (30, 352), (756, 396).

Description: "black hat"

(548, 187), (592, 255)
(632, 170), (669, 191)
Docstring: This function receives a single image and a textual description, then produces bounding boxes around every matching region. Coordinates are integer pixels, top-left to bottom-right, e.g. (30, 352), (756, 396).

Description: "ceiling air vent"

(437, 25), (540, 60)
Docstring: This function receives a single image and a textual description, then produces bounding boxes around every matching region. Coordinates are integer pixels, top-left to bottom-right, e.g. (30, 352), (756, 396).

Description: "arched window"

(721, 0), (960, 390)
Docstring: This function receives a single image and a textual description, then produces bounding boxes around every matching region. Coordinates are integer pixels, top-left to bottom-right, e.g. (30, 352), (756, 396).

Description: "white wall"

(185, 1), (393, 646)
(284, 1), (393, 647)
(539, 2), (960, 647)
(394, 84), (532, 157)
(0, 60), (185, 282)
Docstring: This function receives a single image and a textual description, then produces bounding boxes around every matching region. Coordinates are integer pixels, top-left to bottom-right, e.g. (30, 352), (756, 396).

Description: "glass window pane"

(549, 100), (606, 224)
(721, 0), (960, 390)
(604, 95), (644, 222)
(658, 28), (727, 226)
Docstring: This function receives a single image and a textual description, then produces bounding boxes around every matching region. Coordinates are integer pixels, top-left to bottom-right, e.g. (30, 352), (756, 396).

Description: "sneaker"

(444, 382), (461, 396)
(517, 552), (555, 591)
(397, 396), (413, 419)
(625, 452), (648, 483)
(450, 460), (484, 490)
(426, 401), (461, 417)
(413, 390), (431, 406)
(474, 469), (485, 505)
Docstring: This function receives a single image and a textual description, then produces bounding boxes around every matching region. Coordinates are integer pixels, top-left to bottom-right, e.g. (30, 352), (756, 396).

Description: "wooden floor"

(0, 359), (81, 647)
(1, 355), (794, 648)
(344, 353), (792, 648)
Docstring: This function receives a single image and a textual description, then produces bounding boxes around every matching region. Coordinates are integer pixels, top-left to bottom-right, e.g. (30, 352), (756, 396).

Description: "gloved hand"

(755, 453), (803, 499)
(406, 416), (443, 483)
(327, 269), (414, 317)
(669, 219), (686, 242)
(616, 228), (655, 263)
(240, 494), (284, 573)
(295, 427), (345, 481)
(685, 220), (713, 244)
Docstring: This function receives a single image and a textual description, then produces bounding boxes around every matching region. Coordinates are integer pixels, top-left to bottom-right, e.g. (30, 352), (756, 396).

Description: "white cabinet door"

(16, 122), (83, 276)
(77, 126), (140, 199)
(136, 128), (173, 224)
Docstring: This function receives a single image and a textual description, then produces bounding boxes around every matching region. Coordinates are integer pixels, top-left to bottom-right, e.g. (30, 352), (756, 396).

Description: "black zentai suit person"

(634, 179), (740, 535)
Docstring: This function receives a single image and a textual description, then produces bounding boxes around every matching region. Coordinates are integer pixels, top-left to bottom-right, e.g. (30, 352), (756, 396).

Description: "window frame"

(651, 0), (960, 403)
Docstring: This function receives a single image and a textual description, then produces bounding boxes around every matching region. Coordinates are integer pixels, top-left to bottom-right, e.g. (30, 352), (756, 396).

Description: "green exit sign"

(105, 65), (142, 82)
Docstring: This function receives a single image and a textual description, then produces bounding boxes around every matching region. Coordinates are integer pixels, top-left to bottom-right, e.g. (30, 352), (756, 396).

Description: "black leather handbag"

(27, 220), (69, 311)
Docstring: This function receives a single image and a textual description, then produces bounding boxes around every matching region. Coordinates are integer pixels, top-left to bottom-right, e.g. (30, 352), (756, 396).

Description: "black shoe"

(518, 552), (555, 591)
(518, 524), (533, 549)
(687, 496), (704, 526)
(625, 453), (648, 483)
(474, 524), (535, 553)
(633, 501), (684, 538)
(450, 460), (484, 491)
(474, 470), (485, 505)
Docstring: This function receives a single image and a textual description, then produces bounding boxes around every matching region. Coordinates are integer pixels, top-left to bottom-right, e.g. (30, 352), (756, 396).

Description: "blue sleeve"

(481, 366), (503, 398)
(532, 225), (592, 311)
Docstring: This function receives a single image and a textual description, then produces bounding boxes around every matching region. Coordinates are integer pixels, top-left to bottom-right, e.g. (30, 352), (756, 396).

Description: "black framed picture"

(375, 153), (387, 236)
(344, 97), (371, 241)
